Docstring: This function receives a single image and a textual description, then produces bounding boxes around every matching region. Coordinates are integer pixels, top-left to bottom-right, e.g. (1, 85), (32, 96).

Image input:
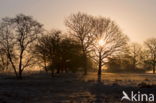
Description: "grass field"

(0, 72), (156, 103)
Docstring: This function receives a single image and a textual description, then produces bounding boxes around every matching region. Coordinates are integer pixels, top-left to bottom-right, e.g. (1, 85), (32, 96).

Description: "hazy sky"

(0, 0), (156, 43)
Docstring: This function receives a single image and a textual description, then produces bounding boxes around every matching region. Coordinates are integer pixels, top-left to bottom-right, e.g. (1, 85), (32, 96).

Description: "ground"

(0, 72), (156, 103)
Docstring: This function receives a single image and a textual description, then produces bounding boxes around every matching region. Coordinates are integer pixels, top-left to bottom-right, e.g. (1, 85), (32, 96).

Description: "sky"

(0, 0), (156, 43)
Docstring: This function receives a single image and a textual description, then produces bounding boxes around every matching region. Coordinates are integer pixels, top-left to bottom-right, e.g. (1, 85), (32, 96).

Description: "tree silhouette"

(35, 30), (86, 75)
(65, 12), (94, 75)
(91, 17), (128, 82)
(145, 38), (156, 74)
(0, 45), (9, 71)
(0, 14), (43, 79)
(128, 43), (143, 69)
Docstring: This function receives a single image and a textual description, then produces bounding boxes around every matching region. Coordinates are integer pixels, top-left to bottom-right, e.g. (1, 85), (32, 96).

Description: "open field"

(0, 72), (156, 103)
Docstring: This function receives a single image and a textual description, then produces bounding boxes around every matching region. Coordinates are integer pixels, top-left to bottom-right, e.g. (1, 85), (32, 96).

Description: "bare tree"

(0, 18), (17, 74)
(35, 30), (85, 75)
(0, 14), (43, 79)
(91, 17), (128, 82)
(35, 30), (62, 75)
(129, 43), (143, 69)
(144, 38), (156, 74)
(65, 12), (94, 75)
(34, 32), (50, 73)
(0, 46), (9, 71)
(35, 40), (49, 72)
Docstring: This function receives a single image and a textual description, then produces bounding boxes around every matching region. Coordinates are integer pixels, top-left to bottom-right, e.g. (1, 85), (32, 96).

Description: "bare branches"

(92, 17), (128, 63)
(0, 14), (43, 79)
(65, 12), (95, 74)
(65, 12), (94, 53)
(65, 12), (128, 76)
(89, 17), (128, 76)
(144, 38), (156, 73)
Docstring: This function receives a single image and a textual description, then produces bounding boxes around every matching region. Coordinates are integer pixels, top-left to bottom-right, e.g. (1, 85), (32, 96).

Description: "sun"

(98, 39), (105, 47)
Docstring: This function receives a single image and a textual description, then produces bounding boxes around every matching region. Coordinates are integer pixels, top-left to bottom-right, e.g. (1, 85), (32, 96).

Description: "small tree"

(35, 30), (86, 74)
(0, 14), (43, 79)
(144, 38), (156, 74)
(0, 46), (9, 71)
(65, 12), (94, 75)
(34, 34), (49, 72)
(129, 43), (143, 69)
(35, 30), (62, 75)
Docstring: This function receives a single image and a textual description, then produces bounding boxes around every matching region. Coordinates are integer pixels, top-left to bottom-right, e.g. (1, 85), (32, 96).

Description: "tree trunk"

(18, 50), (23, 80)
(51, 69), (54, 77)
(83, 51), (88, 75)
(133, 58), (136, 70)
(84, 57), (87, 75)
(65, 67), (68, 73)
(152, 56), (156, 74)
(98, 52), (102, 75)
(18, 69), (22, 79)
(98, 51), (102, 83)
(44, 58), (48, 73)
(56, 65), (60, 74)
(7, 53), (18, 78)
(6, 58), (9, 70)
(153, 63), (155, 74)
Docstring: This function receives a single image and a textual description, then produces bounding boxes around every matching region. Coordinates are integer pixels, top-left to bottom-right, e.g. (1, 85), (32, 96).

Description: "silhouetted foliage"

(35, 30), (89, 75)
(65, 12), (94, 75)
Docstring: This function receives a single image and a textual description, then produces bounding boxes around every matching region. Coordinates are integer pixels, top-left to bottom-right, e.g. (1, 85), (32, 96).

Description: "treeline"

(0, 12), (155, 79)
(107, 42), (156, 73)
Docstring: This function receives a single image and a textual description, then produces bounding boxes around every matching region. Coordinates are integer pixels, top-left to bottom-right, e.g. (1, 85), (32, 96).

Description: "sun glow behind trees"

(98, 39), (105, 47)
(0, 12), (156, 80)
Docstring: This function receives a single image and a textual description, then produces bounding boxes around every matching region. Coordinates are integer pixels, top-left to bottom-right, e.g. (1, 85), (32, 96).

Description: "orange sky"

(0, 0), (156, 43)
